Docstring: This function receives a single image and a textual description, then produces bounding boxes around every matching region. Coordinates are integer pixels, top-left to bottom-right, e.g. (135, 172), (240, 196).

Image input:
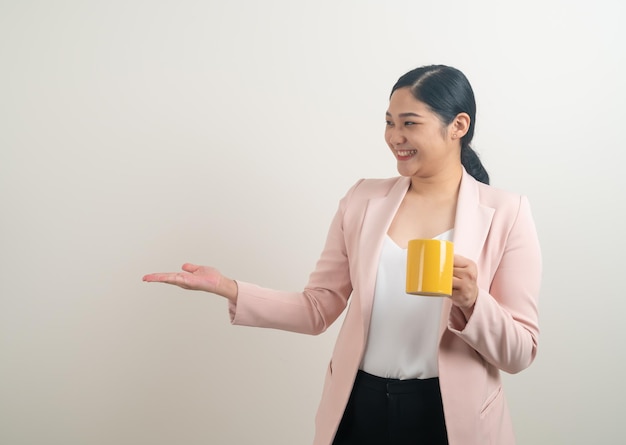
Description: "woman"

(143, 65), (542, 445)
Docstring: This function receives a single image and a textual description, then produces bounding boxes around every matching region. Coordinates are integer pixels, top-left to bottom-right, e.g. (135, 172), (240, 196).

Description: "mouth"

(395, 149), (417, 160)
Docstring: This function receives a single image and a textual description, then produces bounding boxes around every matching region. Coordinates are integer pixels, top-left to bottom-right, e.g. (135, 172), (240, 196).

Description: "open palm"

(143, 263), (223, 293)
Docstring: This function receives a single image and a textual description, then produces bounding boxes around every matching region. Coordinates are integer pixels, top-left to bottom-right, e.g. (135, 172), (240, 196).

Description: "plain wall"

(1, 0), (625, 444)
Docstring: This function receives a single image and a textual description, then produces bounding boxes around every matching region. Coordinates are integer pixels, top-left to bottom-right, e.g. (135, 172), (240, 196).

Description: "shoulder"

(335, 177), (407, 219)
(344, 177), (406, 200)
(476, 181), (523, 206)
(461, 169), (531, 218)
(474, 180), (535, 230)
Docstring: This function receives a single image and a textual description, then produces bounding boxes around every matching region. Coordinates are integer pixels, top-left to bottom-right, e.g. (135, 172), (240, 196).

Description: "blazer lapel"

(358, 176), (411, 336)
(439, 169), (495, 334)
(453, 169), (495, 261)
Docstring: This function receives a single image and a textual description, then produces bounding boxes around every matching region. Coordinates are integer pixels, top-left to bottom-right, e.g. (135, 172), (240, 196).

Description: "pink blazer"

(230, 169), (542, 445)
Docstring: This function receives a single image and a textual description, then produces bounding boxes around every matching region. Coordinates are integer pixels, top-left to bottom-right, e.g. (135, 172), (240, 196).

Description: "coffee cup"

(406, 239), (454, 296)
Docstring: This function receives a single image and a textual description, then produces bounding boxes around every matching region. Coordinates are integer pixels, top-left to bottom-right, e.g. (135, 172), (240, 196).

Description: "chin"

(396, 163), (418, 177)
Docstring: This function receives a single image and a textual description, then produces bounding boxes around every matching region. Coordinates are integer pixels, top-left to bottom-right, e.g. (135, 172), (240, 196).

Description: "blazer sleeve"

(227, 181), (363, 335)
(448, 195), (542, 374)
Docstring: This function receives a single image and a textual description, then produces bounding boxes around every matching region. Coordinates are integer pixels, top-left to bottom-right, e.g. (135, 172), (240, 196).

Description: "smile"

(396, 150), (417, 159)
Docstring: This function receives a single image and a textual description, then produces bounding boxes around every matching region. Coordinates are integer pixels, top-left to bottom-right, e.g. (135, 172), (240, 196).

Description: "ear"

(450, 112), (470, 140)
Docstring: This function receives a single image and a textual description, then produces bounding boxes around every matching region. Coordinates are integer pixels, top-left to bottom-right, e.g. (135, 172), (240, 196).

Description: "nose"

(387, 127), (406, 146)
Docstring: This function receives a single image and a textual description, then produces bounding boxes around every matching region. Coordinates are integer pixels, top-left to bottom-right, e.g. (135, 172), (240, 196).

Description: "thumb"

(182, 263), (199, 273)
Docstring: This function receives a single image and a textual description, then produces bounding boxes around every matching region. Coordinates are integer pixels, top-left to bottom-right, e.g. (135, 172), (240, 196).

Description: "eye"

(404, 121), (417, 127)
(385, 120), (394, 127)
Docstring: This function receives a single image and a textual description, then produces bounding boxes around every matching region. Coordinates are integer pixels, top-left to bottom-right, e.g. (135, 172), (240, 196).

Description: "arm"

(144, 181), (361, 335)
(448, 196), (542, 374)
(229, 183), (360, 335)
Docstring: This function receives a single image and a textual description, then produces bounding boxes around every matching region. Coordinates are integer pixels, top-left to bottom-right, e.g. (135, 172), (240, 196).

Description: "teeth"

(397, 150), (417, 156)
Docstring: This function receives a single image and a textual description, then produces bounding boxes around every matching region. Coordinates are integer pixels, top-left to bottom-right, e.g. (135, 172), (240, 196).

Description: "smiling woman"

(143, 64), (542, 445)
(387, 65), (489, 186)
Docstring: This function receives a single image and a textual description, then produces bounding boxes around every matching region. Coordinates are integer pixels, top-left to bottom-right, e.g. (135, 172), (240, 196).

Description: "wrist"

(222, 278), (238, 303)
(460, 304), (474, 321)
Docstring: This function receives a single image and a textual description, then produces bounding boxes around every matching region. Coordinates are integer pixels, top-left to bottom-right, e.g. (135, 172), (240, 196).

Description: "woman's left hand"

(451, 255), (479, 311)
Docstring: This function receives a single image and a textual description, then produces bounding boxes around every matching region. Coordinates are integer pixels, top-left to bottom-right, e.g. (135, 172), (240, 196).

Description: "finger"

(452, 276), (466, 290)
(453, 265), (470, 277)
(182, 263), (199, 273)
(453, 254), (471, 267)
(143, 273), (161, 282)
(143, 273), (183, 283)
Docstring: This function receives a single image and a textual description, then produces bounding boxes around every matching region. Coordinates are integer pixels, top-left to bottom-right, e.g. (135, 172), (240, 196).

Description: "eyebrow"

(385, 111), (423, 118)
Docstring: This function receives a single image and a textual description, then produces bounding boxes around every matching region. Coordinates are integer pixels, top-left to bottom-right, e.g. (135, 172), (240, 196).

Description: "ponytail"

(461, 144), (490, 185)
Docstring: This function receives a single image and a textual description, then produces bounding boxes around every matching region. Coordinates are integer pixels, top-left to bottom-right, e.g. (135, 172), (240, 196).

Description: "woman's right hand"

(142, 263), (238, 302)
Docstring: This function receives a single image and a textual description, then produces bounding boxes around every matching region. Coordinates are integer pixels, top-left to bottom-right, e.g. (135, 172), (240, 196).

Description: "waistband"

(355, 370), (440, 395)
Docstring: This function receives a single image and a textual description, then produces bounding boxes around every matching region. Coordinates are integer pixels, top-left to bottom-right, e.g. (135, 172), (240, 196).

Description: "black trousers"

(332, 370), (448, 445)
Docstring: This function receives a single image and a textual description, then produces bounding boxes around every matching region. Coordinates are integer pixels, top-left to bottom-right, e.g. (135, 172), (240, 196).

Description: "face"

(385, 88), (461, 179)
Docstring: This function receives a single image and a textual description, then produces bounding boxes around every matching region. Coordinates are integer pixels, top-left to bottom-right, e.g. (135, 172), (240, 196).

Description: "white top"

(360, 229), (454, 380)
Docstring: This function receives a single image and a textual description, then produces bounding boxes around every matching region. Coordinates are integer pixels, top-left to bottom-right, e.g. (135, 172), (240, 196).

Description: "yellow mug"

(406, 239), (454, 296)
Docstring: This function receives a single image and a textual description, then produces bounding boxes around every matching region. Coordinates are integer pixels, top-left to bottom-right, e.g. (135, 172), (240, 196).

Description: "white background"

(1, 1), (624, 444)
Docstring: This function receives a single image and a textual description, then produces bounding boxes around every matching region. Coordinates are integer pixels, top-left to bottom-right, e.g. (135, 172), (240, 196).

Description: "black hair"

(391, 65), (490, 185)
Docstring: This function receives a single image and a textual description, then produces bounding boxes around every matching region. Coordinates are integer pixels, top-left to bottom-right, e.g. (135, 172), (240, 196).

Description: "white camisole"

(360, 229), (454, 380)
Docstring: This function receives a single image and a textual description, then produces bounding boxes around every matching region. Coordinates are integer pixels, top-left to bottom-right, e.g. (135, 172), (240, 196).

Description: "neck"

(409, 164), (463, 199)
